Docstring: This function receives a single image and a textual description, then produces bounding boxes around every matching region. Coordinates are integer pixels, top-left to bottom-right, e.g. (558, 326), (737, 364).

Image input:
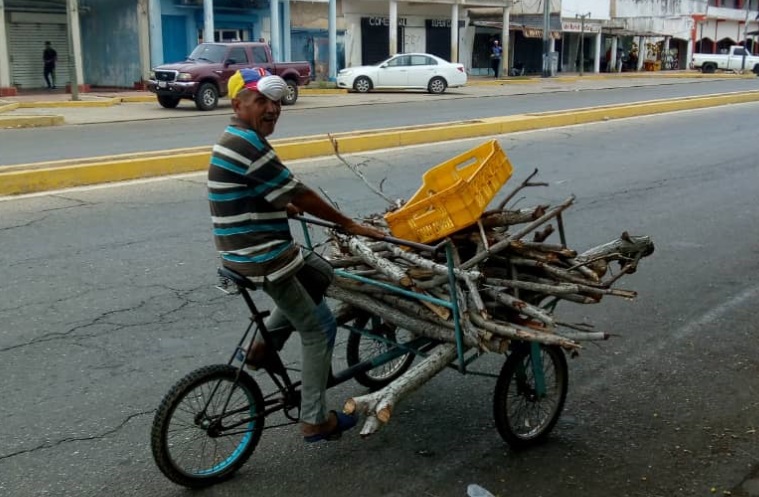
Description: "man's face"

(232, 90), (281, 137)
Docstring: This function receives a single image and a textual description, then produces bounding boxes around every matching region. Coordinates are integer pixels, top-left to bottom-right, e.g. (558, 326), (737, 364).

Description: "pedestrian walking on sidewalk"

(208, 68), (385, 443)
(43, 41), (57, 89)
(491, 39), (502, 78)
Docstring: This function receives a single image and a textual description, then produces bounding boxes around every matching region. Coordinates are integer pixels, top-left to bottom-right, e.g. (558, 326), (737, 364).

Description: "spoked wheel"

(493, 343), (568, 449)
(151, 364), (265, 488)
(346, 314), (415, 390)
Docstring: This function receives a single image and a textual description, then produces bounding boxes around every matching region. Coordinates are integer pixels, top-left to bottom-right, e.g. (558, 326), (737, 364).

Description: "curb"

(2, 90), (758, 196)
(0, 114), (64, 129)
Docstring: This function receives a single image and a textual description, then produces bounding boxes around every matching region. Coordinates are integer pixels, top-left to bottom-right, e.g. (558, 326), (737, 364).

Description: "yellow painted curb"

(0, 102), (21, 114)
(0, 115), (64, 129)
(301, 88), (348, 95)
(3, 90), (759, 196)
(119, 95), (157, 103)
(17, 98), (121, 108)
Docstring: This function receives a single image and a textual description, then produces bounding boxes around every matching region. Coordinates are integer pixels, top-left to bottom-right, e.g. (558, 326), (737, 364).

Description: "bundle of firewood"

(318, 142), (655, 435)
(325, 192), (654, 355)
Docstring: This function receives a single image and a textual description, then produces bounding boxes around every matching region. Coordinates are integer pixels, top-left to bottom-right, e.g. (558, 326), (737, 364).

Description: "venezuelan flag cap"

(227, 67), (287, 101)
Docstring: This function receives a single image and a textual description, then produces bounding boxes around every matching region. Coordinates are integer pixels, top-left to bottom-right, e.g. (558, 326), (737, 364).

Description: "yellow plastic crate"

(385, 139), (513, 243)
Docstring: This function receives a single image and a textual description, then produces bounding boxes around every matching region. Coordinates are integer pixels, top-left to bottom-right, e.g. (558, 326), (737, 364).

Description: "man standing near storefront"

(491, 39), (502, 78)
(43, 41), (57, 89)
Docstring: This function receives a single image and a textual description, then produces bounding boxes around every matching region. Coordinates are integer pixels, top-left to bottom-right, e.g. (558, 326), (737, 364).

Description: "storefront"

(342, 1), (469, 68)
(561, 19), (602, 73)
(6, 11), (71, 90)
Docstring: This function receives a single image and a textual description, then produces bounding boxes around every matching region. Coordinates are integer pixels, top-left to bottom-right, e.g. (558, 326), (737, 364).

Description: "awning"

(472, 14), (562, 39)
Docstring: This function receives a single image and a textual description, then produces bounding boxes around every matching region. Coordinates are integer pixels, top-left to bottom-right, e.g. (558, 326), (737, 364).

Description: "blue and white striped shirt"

(208, 118), (307, 279)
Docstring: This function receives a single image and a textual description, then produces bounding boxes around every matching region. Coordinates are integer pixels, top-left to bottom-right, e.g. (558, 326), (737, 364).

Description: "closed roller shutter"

(9, 21), (70, 89)
(425, 20), (451, 62)
(361, 17), (403, 65)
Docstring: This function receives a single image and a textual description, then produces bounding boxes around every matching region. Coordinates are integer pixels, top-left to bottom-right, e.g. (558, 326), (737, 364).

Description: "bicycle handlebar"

(292, 214), (446, 253)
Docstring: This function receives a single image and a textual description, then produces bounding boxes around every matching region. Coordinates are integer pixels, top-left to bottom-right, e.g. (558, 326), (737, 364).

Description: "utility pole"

(541, 0), (551, 77)
(741, 0), (752, 71)
(576, 12), (590, 76)
(66, 0), (80, 100)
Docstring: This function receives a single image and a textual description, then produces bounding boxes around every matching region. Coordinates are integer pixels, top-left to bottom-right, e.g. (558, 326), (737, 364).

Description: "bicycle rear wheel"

(493, 344), (568, 449)
(345, 314), (415, 390)
(151, 364), (265, 488)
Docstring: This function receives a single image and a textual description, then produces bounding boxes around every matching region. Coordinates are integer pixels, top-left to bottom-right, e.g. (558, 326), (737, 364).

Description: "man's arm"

(290, 188), (385, 239)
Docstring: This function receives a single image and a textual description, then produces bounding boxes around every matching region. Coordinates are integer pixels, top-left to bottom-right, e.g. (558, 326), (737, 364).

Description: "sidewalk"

(0, 70), (753, 128)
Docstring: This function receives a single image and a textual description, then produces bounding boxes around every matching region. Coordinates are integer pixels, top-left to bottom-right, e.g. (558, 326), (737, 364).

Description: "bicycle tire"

(493, 344), (568, 449)
(151, 364), (265, 488)
(345, 315), (415, 390)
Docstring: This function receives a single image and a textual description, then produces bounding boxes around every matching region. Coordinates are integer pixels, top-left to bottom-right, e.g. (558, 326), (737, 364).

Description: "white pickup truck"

(691, 45), (759, 74)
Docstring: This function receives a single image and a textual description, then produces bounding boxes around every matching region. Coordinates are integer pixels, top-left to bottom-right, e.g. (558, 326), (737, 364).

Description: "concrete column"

(389, 0), (398, 56)
(270, 0), (280, 61)
(0, 0), (13, 93)
(137, 0), (151, 82)
(66, 0), (85, 94)
(610, 36), (618, 72)
(148, 0), (163, 66)
(451, 2), (459, 62)
(686, 37), (694, 68)
(501, 4), (510, 76)
(593, 32), (601, 73)
(329, 0), (337, 80)
(637, 36), (645, 70)
(663, 36), (670, 69)
(282, 0), (291, 61)
(203, 0), (214, 43)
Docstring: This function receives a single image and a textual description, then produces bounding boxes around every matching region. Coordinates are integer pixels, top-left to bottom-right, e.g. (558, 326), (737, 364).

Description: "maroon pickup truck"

(147, 42), (312, 110)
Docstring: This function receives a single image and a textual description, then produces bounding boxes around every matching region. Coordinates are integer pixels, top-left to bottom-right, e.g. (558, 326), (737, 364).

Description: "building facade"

(1, 0), (758, 95)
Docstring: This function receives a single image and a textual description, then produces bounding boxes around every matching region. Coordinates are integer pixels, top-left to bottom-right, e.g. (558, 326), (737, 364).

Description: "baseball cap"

(227, 68), (287, 101)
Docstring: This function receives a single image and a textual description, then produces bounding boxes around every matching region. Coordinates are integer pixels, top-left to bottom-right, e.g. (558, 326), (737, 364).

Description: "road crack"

(0, 409), (155, 461)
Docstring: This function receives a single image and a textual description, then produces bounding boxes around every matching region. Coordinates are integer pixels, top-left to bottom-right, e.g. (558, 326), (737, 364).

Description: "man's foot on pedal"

(302, 411), (358, 443)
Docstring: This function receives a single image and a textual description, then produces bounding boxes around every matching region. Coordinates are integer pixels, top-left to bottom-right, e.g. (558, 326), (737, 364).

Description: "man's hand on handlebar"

(343, 220), (386, 240)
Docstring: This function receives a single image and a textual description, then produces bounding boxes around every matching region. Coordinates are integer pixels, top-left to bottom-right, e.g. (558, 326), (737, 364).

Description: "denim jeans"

(259, 252), (337, 425)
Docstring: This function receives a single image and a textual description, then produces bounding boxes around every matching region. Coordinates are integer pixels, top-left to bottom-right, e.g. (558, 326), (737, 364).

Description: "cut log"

(346, 236), (413, 287)
(344, 344), (458, 435)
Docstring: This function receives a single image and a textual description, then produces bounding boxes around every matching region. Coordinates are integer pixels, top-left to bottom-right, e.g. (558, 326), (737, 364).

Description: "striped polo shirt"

(208, 118), (308, 280)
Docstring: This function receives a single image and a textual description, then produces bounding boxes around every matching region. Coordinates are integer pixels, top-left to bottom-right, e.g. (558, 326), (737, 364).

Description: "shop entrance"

(361, 17), (403, 65)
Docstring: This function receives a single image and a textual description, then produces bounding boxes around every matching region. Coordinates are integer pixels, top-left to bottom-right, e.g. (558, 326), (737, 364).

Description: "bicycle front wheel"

(493, 344), (568, 449)
(150, 364), (265, 488)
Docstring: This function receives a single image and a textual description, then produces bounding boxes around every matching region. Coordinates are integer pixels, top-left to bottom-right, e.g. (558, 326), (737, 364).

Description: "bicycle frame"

(207, 215), (555, 431)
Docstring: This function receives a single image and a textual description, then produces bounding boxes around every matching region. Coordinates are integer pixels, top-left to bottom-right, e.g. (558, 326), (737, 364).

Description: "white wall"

(342, 1), (472, 68)
(614, 0), (704, 17)
(561, 0), (610, 20)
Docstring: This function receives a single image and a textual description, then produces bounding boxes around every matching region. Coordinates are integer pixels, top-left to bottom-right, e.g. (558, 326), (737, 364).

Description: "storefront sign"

(426, 19), (465, 29)
(367, 16), (407, 27)
(523, 28), (561, 39)
(561, 21), (601, 33)
(429, 19), (451, 28)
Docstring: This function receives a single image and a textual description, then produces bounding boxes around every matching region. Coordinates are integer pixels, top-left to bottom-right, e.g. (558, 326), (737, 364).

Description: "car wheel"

(194, 82), (219, 111)
(282, 80), (298, 105)
(427, 76), (447, 94)
(353, 76), (372, 93)
(157, 96), (180, 109)
(701, 63), (716, 74)
(752, 63), (759, 75)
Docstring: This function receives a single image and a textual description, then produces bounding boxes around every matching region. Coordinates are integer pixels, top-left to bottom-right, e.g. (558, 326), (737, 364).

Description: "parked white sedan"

(337, 53), (467, 94)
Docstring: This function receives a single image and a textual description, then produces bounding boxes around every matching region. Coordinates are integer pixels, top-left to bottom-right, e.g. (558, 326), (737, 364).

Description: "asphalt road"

(0, 78), (758, 166)
(1, 104), (758, 497)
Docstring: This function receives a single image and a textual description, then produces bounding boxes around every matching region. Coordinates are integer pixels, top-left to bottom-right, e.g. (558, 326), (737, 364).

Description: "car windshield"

(187, 44), (226, 63)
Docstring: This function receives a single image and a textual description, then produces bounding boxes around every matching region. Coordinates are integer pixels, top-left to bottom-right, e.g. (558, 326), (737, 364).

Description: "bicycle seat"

(218, 266), (257, 291)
